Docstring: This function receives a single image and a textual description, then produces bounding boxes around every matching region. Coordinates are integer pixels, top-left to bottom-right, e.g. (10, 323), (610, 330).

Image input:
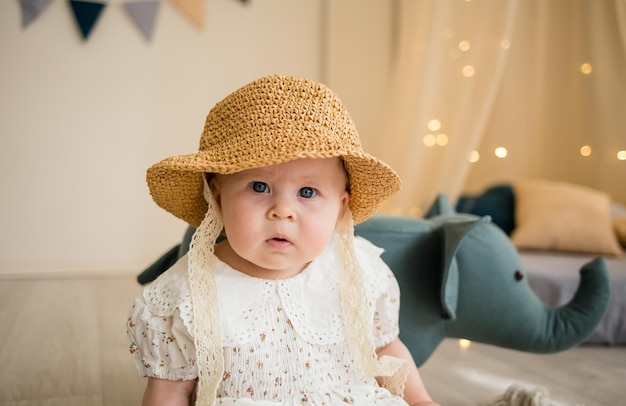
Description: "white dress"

(127, 236), (409, 405)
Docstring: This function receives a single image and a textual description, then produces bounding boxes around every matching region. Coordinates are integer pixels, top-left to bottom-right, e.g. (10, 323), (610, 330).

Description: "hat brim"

(147, 152), (401, 227)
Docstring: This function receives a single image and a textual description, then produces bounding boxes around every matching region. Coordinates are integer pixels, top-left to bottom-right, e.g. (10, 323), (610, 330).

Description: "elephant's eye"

(514, 270), (524, 281)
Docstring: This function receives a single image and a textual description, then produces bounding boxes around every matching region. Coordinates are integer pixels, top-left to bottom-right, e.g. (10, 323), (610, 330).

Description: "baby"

(128, 75), (439, 406)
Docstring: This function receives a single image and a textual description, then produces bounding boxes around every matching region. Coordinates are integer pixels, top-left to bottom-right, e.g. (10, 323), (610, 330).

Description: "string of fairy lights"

(420, 42), (626, 163)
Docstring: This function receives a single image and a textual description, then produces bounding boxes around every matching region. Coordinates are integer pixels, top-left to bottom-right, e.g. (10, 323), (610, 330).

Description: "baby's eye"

(298, 187), (316, 198)
(251, 182), (269, 193)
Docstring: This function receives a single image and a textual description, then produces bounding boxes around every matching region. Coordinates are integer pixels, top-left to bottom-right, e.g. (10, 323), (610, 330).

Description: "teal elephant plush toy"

(137, 195), (611, 367)
(355, 194), (610, 365)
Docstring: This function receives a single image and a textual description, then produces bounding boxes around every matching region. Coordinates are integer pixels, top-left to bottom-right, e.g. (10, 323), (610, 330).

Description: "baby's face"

(210, 158), (349, 279)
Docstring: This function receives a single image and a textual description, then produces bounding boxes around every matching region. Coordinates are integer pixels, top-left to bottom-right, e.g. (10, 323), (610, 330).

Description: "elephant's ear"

(424, 193), (456, 218)
(440, 216), (491, 319)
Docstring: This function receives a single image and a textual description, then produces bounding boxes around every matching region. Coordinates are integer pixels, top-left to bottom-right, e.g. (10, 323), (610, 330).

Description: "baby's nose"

(268, 197), (296, 220)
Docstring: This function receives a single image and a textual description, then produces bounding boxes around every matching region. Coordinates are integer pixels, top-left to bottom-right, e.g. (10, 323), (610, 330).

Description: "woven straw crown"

(147, 74), (401, 227)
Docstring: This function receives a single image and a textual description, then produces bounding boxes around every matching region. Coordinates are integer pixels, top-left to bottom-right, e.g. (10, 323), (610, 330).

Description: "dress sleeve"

(126, 257), (198, 381)
(354, 237), (402, 349)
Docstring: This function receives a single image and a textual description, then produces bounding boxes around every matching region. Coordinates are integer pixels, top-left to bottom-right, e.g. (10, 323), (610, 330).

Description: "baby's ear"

(207, 174), (221, 205)
(342, 190), (350, 209)
(338, 191), (350, 222)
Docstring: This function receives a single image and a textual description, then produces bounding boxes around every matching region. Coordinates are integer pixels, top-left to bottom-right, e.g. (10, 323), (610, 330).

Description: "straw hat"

(146, 74), (401, 226)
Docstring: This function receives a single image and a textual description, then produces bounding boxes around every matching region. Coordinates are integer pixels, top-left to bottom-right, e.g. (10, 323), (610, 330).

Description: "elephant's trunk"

(533, 257), (611, 353)
(449, 257), (611, 353)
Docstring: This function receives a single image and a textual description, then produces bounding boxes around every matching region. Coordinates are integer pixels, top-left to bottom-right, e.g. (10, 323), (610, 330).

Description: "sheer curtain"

(353, 0), (626, 215)
(374, 0), (518, 215)
(464, 0), (626, 205)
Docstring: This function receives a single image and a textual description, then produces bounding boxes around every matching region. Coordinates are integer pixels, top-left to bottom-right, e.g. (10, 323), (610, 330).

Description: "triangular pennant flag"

(124, 1), (161, 41)
(170, 0), (204, 29)
(69, 0), (106, 40)
(19, 0), (53, 29)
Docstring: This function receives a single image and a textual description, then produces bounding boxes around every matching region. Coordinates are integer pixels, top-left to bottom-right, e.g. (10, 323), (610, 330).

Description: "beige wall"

(322, 1), (393, 152)
(0, 0), (323, 274)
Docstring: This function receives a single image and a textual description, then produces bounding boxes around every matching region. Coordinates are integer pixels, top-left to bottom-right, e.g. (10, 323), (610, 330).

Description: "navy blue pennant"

(69, 0), (106, 40)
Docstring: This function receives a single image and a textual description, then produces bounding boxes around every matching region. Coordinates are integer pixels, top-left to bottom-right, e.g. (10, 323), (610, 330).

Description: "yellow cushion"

(511, 179), (623, 256)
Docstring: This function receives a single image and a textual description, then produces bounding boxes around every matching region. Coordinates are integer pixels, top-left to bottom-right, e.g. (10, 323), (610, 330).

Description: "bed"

(457, 179), (626, 345)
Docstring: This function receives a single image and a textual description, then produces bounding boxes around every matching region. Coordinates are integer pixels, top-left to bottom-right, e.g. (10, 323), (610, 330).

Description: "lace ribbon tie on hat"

(336, 209), (409, 397)
(188, 176), (225, 405)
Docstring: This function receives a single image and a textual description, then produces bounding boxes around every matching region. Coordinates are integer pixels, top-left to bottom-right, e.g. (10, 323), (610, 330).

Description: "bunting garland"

(16, 0), (228, 42)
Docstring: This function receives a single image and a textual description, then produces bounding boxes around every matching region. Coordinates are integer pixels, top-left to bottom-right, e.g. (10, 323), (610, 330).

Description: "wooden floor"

(0, 274), (624, 406)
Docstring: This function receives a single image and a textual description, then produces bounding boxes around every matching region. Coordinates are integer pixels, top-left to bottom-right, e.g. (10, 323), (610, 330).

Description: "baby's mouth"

(266, 235), (292, 247)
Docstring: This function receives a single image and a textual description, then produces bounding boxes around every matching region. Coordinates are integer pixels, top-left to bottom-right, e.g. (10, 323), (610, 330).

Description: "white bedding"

(520, 250), (626, 345)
